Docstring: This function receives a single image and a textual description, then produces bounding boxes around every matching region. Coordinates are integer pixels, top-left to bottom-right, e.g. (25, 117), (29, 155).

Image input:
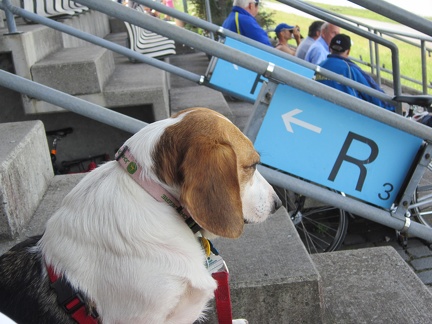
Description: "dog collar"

(115, 145), (201, 233)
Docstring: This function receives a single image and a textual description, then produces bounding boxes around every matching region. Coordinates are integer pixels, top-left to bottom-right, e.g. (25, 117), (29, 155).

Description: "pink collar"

(115, 146), (201, 233)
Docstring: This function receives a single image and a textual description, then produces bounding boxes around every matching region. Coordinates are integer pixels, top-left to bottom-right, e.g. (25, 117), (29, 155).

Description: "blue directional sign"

(208, 37), (314, 102)
(254, 84), (424, 209)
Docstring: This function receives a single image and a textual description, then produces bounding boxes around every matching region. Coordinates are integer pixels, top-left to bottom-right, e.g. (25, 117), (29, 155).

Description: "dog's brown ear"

(180, 139), (244, 238)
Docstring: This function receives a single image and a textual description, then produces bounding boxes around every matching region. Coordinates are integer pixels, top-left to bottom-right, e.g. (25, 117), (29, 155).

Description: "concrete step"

(0, 11), (170, 120)
(26, 33), (170, 119)
(170, 86), (233, 120)
(313, 247), (432, 323)
(207, 208), (323, 323)
(0, 173), (85, 255)
(168, 52), (233, 120)
(0, 120), (53, 240)
(31, 45), (115, 96)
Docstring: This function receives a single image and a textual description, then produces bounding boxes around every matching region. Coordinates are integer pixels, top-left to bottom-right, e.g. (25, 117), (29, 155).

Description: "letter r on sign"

(328, 132), (379, 192)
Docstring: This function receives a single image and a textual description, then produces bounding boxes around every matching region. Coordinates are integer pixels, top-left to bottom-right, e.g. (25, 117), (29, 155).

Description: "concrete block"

(0, 121), (53, 239)
(206, 208), (323, 323)
(31, 45), (115, 95)
(0, 173), (85, 255)
(103, 58), (170, 120)
(61, 10), (111, 48)
(312, 247), (432, 323)
(170, 86), (233, 121)
(109, 17), (127, 34)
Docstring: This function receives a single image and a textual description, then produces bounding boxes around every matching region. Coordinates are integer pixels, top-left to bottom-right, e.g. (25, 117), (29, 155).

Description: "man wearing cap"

(305, 22), (340, 65)
(316, 34), (395, 111)
(222, 0), (272, 46)
(295, 20), (324, 60)
(274, 23), (302, 55)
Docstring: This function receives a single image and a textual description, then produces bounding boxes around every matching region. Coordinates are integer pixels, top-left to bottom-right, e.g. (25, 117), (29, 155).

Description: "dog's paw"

(232, 319), (248, 324)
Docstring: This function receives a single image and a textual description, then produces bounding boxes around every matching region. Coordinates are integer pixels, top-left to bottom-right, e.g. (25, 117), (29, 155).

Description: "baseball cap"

(330, 34), (351, 52)
(275, 23), (295, 35)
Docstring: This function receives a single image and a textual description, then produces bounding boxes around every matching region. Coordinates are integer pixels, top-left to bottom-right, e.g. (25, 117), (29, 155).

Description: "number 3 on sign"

(378, 183), (394, 201)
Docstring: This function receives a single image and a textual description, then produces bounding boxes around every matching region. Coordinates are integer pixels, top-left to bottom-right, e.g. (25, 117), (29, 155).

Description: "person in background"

(305, 22), (340, 64)
(274, 23), (301, 55)
(316, 34), (395, 111)
(222, 0), (272, 46)
(295, 20), (324, 60)
(162, 0), (174, 21)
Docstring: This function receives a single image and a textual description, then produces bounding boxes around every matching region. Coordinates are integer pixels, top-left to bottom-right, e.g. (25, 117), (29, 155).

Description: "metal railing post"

(368, 28), (375, 75)
(204, 0), (214, 40)
(421, 40), (427, 94)
(2, 0), (19, 34)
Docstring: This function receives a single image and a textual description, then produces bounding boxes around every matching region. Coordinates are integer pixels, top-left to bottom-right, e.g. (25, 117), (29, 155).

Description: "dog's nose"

(272, 195), (282, 213)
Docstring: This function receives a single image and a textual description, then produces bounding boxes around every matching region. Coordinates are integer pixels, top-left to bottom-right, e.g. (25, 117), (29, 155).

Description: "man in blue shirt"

(295, 20), (324, 60)
(305, 22), (340, 65)
(316, 34), (395, 111)
(222, 0), (272, 46)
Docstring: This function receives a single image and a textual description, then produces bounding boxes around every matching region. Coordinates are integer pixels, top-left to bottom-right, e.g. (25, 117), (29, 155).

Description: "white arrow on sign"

(282, 108), (322, 134)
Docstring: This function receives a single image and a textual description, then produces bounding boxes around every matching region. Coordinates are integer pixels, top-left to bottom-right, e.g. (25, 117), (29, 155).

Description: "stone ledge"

(313, 247), (432, 323)
(0, 121), (53, 239)
(206, 208), (323, 323)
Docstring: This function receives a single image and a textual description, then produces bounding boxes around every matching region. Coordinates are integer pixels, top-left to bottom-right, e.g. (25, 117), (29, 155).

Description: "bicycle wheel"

(411, 161), (432, 227)
(274, 186), (349, 253)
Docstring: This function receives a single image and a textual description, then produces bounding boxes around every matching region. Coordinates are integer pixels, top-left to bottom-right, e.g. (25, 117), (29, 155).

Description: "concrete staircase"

(0, 10), (170, 120)
(1, 8), (432, 324)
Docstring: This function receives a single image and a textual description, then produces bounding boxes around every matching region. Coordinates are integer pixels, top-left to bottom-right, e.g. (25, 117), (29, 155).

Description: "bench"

(21, 0), (88, 19)
(124, 4), (176, 60)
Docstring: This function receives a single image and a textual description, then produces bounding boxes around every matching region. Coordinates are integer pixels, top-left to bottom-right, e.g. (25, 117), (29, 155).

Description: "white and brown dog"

(0, 108), (281, 323)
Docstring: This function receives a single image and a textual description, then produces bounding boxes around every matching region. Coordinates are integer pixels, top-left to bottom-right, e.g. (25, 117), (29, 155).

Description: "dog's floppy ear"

(180, 139), (244, 238)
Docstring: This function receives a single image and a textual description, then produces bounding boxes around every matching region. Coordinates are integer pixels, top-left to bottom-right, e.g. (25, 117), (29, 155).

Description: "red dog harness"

(47, 265), (99, 324)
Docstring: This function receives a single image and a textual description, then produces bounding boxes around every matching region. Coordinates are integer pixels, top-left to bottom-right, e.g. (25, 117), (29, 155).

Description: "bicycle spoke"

(273, 185), (349, 253)
(296, 222), (331, 253)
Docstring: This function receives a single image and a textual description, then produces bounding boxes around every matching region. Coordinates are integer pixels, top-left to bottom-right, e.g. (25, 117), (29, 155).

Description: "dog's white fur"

(39, 108), (280, 323)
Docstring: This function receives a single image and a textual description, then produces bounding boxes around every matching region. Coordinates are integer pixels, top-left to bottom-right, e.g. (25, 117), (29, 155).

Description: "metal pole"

(374, 32), (381, 86)
(348, 0), (432, 37)
(259, 165), (432, 243)
(204, 0), (214, 40)
(0, 1), (202, 84)
(182, 0), (188, 14)
(421, 40), (427, 94)
(73, 0), (432, 143)
(126, 0), (398, 105)
(2, 0), (18, 34)
(368, 28), (375, 75)
(276, 0), (402, 96)
(0, 70), (147, 133)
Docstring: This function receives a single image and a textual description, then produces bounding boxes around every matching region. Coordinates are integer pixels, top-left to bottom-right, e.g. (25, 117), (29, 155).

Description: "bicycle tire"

(411, 162), (432, 227)
(274, 186), (349, 253)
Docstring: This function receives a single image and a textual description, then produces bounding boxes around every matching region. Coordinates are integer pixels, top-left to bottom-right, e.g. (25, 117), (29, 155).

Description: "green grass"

(266, 1), (432, 94)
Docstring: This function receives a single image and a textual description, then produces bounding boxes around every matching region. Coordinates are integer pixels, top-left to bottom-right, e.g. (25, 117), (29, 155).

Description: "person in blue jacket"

(316, 34), (395, 111)
(222, 0), (272, 46)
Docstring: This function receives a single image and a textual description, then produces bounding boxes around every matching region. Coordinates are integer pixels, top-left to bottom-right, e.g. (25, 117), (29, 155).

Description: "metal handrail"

(349, 0), (432, 37)
(0, 0), (400, 109)
(133, 0), (398, 105)
(0, 69), (147, 133)
(294, 1), (432, 93)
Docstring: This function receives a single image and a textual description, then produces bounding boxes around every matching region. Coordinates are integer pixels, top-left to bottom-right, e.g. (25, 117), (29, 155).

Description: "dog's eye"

(248, 163), (258, 171)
